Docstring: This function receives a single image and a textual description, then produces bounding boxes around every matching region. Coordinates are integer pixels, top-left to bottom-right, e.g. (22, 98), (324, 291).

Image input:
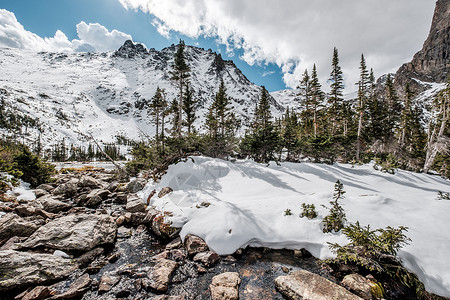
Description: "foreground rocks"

(210, 272), (241, 300)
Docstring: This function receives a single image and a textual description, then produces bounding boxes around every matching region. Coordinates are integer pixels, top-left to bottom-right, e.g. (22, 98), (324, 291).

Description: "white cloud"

(118, 0), (435, 91)
(0, 9), (132, 52)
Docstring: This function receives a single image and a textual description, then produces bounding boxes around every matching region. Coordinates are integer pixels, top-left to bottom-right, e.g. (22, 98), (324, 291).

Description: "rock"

(116, 215), (126, 226)
(98, 275), (120, 293)
(158, 187), (173, 198)
(0, 213), (41, 241)
(0, 250), (77, 291)
(126, 194), (146, 212)
(21, 213), (117, 252)
(146, 189), (156, 205)
(37, 196), (71, 213)
(127, 178), (147, 193)
(114, 40), (149, 59)
(184, 234), (209, 256)
(147, 258), (178, 292)
(76, 247), (105, 268)
(52, 182), (77, 197)
(49, 273), (91, 299)
(21, 286), (54, 300)
(193, 251), (220, 267)
(0, 236), (21, 250)
(106, 181), (119, 192)
(169, 249), (186, 262)
(275, 270), (363, 300)
(153, 296), (186, 300)
(33, 189), (48, 198)
(166, 237), (182, 250)
(79, 176), (103, 189)
(36, 184), (54, 192)
(53, 250), (70, 258)
(210, 272), (241, 300)
(85, 189), (110, 207)
(342, 273), (382, 300)
(152, 214), (180, 240)
(115, 192), (128, 204)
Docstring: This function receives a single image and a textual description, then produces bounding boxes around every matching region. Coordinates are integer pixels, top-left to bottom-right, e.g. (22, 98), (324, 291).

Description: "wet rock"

(49, 273), (91, 299)
(21, 286), (54, 300)
(116, 215), (126, 226)
(126, 194), (146, 213)
(33, 189), (48, 198)
(127, 178), (147, 193)
(184, 234), (208, 256)
(129, 212), (147, 225)
(115, 192), (128, 204)
(76, 247), (105, 268)
(166, 236), (182, 250)
(152, 214), (180, 240)
(79, 176), (103, 189)
(342, 273), (381, 300)
(37, 196), (71, 213)
(0, 250), (77, 291)
(106, 181), (119, 192)
(210, 272), (241, 300)
(169, 249), (186, 262)
(21, 213), (117, 252)
(171, 261), (198, 283)
(193, 251), (220, 267)
(146, 258), (178, 292)
(85, 189), (110, 207)
(98, 275), (120, 293)
(52, 182), (77, 197)
(158, 187), (173, 198)
(275, 270), (363, 300)
(0, 213), (41, 241)
(35, 184), (54, 192)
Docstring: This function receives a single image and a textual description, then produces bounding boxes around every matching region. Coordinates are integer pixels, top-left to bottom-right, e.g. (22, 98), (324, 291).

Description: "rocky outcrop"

(21, 213), (117, 252)
(0, 213), (42, 241)
(342, 274), (383, 300)
(394, 0), (450, 93)
(0, 250), (77, 291)
(275, 270), (363, 300)
(114, 40), (148, 59)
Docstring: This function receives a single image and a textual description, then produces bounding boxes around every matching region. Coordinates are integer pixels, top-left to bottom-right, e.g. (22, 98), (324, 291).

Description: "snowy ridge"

(0, 43), (284, 150)
(139, 156), (450, 297)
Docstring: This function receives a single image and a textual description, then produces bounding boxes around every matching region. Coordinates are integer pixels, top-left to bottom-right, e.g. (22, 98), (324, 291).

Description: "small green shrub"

(300, 203), (317, 219)
(437, 191), (450, 200)
(322, 180), (346, 233)
(284, 208), (293, 216)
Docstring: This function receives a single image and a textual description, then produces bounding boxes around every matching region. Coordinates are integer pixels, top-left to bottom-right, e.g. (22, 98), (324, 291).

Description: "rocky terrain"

(0, 166), (425, 300)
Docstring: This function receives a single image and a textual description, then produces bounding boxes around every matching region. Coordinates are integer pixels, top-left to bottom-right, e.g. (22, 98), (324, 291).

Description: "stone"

(147, 258), (178, 292)
(21, 213), (117, 252)
(116, 215), (126, 226)
(342, 273), (381, 300)
(169, 249), (186, 262)
(127, 178), (147, 193)
(0, 236), (21, 250)
(106, 182), (119, 192)
(184, 234), (209, 256)
(210, 272), (241, 300)
(35, 184), (54, 192)
(33, 189), (48, 198)
(146, 189), (156, 205)
(52, 182), (77, 197)
(275, 270), (363, 300)
(126, 194), (146, 212)
(166, 237), (182, 250)
(85, 189), (110, 207)
(0, 250), (77, 291)
(115, 192), (128, 204)
(49, 273), (91, 299)
(193, 251), (220, 267)
(21, 286), (54, 300)
(98, 275), (120, 293)
(129, 212), (147, 225)
(153, 296), (186, 300)
(76, 247), (105, 268)
(53, 250), (70, 258)
(151, 214), (180, 240)
(158, 187), (173, 198)
(0, 213), (41, 241)
(79, 176), (103, 189)
(37, 196), (71, 213)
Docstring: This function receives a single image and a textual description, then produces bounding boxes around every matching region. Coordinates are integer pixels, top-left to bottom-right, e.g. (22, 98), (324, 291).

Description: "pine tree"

(384, 74), (401, 141)
(182, 84), (197, 134)
(310, 64), (324, 137)
(328, 47), (345, 134)
(356, 54), (370, 161)
(169, 40), (190, 137)
(149, 87), (167, 144)
(297, 69), (313, 136)
(281, 108), (299, 161)
(400, 83), (414, 147)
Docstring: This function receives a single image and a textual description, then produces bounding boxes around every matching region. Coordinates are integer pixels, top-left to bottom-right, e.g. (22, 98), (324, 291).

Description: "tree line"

(129, 41), (449, 178)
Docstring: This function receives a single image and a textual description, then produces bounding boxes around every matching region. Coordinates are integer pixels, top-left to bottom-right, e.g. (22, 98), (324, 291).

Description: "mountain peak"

(114, 40), (148, 58)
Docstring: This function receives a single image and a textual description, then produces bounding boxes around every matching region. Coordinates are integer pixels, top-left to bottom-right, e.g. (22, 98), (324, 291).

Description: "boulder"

(48, 273), (91, 299)
(21, 286), (54, 300)
(152, 214), (180, 240)
(146, 258), (178, 292)
(0, 213), (41, 241)
(98, 275), (120, 293)
(0, 250), (77, 291)
(210, 272), (241, 300)
(342, 274), (383, 300)
(33, 189), (48, 198)
(126, 194), (146, 213)
(193, 251), (220, 267)
(275, 270), (363, 300)
(79, 176), (103, 189)
(0, 236), (21, 250)
(37, 196), (71, 213)
(85, 189), (110, 207)
(35, 184), (54, 192)
(184, 234), (208, 256)
(52, 182), (77, 197)
(158, 187), (173, 198)
(21, 213), (117, 252)
(127, 178), (147, 193)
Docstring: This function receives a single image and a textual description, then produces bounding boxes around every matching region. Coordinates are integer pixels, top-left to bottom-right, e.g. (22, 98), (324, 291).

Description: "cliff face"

(395, 0), (450, 93)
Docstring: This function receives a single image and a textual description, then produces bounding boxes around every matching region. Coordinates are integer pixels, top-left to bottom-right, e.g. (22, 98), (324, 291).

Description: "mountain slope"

(0, 41), (284, 151)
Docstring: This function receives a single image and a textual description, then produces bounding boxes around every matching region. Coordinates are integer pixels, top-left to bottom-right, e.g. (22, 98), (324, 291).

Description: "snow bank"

(140, 156), (450, 297)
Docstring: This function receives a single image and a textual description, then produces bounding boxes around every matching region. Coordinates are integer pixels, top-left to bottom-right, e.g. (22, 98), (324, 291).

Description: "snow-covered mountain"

(0, 40), (284, 150)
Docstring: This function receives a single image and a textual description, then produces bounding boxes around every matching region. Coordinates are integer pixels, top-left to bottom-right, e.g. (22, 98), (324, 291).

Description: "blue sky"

(0, 1), (435, 93)
(0, 0), (285, 91)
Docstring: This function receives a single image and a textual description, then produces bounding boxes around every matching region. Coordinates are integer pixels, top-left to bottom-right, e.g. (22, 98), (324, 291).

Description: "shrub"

(300, 203), (317, 219)
(437, 191), (450, 200)
(284, 208), (293, 216)
(322, 180), (346, 233)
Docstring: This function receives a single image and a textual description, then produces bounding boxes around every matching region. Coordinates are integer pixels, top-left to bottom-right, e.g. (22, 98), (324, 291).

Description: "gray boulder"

(21, 213), (117, 252)
(37, 196), (72, 213)
(210, 272), (241, 300)
(52, 182), (77, 197)
(85, 189), (110, 207)
(127, 178), (147, 193)
(126, 194), (146, 213)
(0, 213), (42, 241)
(0, 250), (77, 291)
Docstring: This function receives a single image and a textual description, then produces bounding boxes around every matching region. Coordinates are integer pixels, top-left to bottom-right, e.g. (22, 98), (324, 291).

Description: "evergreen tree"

(182, 84), (197, 134)
(400, 83), (414, 147)
(149, 87), (167, 144)
(297, 69), (313, 135)
(281, 108), (299, 161)
(310, 64), (324, 137)
(356, 54), (370, 161)
(384, 74), (401, 141)
(169, 40), (190, 137)
(328, 47), (345, 134)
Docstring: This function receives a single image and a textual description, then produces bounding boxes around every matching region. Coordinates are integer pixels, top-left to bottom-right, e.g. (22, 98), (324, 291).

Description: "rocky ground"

(0, 167), (426, 300)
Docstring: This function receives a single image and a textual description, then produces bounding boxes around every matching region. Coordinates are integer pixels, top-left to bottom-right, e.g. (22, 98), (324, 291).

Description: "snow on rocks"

(141, 156), (450, 297)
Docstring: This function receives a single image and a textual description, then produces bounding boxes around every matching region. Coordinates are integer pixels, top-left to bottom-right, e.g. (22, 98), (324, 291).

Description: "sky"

(0, 0), (436, 92)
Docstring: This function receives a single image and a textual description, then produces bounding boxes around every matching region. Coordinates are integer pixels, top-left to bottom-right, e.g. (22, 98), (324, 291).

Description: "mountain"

(0, 41), (284, 152)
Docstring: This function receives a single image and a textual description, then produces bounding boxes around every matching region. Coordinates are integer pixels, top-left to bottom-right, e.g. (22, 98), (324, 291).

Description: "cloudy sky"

(0, 0), (436, 92)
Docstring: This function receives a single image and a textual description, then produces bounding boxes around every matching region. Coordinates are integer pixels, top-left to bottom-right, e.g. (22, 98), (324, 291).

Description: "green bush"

(322, 180), (346, 233)
(284, 208), (293, 216)
(300, 203), (317, 219)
